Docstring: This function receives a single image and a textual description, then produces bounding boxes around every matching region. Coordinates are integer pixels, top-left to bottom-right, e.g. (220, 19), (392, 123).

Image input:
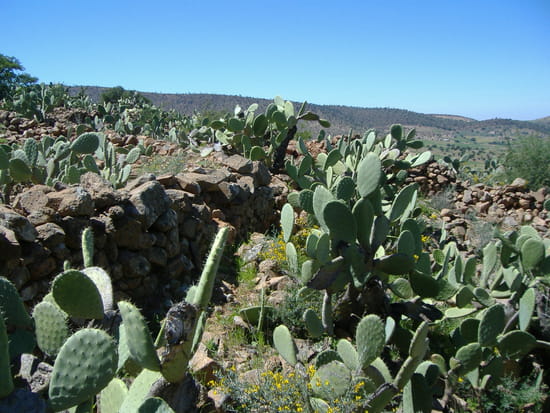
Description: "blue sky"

(2, 0), (549, 120)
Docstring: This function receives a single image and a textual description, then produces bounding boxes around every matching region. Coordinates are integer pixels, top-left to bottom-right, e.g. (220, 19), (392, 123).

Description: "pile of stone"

(405, 160), (457, 195)
(0, 154), (286, 311)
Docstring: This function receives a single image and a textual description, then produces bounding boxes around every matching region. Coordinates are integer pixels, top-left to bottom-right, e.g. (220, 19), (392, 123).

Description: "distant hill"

(69, 86), (550, 140)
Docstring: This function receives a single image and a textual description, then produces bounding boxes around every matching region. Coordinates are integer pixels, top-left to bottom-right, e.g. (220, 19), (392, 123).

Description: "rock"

(79, 172), (119, 208)
(13, 186), (51, 214)
(440, 208), (453, 218)
(252, 161), (271, 186)
(519, 198), (532, 209)
(47, 187), (95, 217)
(174, 174), (202, 194)
(178, 170), (229, 192)
(128, 180), (172, 228)
(0, 225), (21, 260)
(0, 205), (37, 242)
(118, 250), (151, 278)
(222, 154), (253, 174)
(509, 177), (528, 190)
(152, 209), (178, 232)
(19, 353), (53, 394)
(36, 223), (65, 249)
(533, 188), (547, 203)
(189, 343), (220, 383)
(125, 173), (157, 191)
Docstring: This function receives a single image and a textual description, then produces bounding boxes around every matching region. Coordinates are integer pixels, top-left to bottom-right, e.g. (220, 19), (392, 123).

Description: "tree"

(503, 135), (550, 189)
(0, 54), (37, 100)
(100, 86), (150, 105)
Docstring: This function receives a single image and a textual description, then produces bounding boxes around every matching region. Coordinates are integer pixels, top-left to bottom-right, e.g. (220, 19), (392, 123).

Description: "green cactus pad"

(310, 360), (351, 400)
(394, 355), (422, 390)
(303, 309), (324, 338)
(521, 238), (545, 271)
(497, 330), (536, 359)
(397, 230), (416, 256)
(389, 184), (418, 222)
(0, 315), (14, 398)
(314, 350), (343, 368)
(389, 278), (413, 299)
(52, 270), (104, 319)
(460, 318), (480, 343)
(309, 397), (331, 412)
(119, 369), (163, 413)
(371, 215), (390, 251)
(352, 197), (374, 251)
(239, 306), (275, 326)
(473, 287), (495, 307)
(315, 234), (331, 264)
(356, 314), (385, 369)
(81, 267), (114, 312)
(409, 321), (429, 359)
(455, 286), (475, 308)
(286, 242), (298, 275)
(337, 339), (359, 371)
(305, 233), (319, 258)
(280, 203), (294, 243)
(0, 277), (33, 329)
(9, 158), (32, 182)
(444, 307), (477, 319)
(375, 253), (415, 275)
(32, 301), (68, 357)
(118, 301), (160, 371)
(313, 185), (335, 232)
(453, 342), (482, 375)
(519, 287), (536, 331)
(478, 304), (505, 347)
(49, 328), (117, 411)
(480, 242), (498, 288)
(415, 361), (441, 387)
(323, 200), (357, 244)
(335, 176), (355, 201)
(70, 132), (100, 154)
(297, 189), (314, 214)
(99, 378), (128, 413)
(273, 325), (297, 366)
(137, 397), (175, 413)
(402, 373), (432, 413)
(356, 153), (381, 198)
(300, 260), (316, 284)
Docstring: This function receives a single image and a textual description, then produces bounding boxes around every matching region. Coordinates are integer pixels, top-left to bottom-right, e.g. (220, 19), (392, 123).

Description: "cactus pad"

(356, 153), (381, 197)
(70, 132), (100, 154)
(356, 315), (385, 369)
(323, 200), (357, 244)
(52, 270), (104, 319)
(273, 325), (297, 366)
(82, 267), (114, 312)
(310, 360), (351, 400)
(99, 378), (128, 413)
(303, 309), (324, 338)
(478, 304), (505, 347)
(0, 315), (14, 398)
(118, 301), (160, 371)
(280, 203), (294, 243)
(337, 339), (359, 371)
(137, 397), (176, 413)
(497, 330), (536, 359)
(519, 287), (536, 331)
(32, 301), (68, 357)
(49, 328), (117, 411)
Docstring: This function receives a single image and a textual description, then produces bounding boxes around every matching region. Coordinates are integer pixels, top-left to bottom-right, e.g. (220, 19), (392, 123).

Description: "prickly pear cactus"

(48, 328), (117, 411)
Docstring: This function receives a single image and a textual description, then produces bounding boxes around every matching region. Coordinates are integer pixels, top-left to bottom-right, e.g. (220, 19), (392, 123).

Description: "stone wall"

(0, 154), (286, 312)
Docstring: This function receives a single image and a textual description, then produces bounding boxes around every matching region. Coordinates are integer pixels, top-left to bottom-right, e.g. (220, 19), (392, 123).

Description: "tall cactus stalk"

(191, 226), (229, 310)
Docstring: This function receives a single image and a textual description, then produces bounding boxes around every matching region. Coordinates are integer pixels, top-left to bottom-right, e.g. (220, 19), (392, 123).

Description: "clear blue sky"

(2, 0), (549, 120)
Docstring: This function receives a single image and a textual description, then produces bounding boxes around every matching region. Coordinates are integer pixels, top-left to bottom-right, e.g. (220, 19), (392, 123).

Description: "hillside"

(69, 86), (550, 140)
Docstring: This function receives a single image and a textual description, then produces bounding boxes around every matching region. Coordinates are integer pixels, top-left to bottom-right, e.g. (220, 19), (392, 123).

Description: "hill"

(69, 86), (550, 140)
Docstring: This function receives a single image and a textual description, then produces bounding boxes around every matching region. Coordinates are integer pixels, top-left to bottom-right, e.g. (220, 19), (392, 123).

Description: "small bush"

(503, 136), (550, 190)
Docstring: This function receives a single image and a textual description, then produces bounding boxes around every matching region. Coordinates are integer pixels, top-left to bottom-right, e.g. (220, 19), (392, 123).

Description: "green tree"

(503, 135), (550, 189)
(100, 86), (150, 105)
(0, 54), (37, 100)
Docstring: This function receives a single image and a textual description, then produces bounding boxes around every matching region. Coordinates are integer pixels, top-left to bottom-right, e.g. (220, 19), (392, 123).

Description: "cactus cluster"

(0, 225), (229, 411)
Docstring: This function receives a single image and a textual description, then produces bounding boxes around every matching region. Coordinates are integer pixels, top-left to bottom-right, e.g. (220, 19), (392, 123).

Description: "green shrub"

(503, 136), (550, 189)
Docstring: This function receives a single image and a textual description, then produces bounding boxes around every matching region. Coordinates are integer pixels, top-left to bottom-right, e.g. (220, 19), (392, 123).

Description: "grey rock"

(0, 205), (37, 242)
(119, 250), (151, 278)
(0, 225), (21, 260)
(152, 209), (178, 232)
(128, 180), (172, 228)
(36, 223), (65, 249)
(252, 161), (271, 186)
(222, 154), (253, 174)
(80, 172), (119, 208)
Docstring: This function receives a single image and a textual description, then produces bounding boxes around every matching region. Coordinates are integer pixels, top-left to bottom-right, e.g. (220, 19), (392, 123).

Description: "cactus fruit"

(51, 270), (104, 319)
(118, 301), (160, 372)
(49, 328), (117, 411)
(356, 315), (385, 370)
(99, 378), (128, 413)
(273, 325), (297, 366)
(32, 301), (68, 357)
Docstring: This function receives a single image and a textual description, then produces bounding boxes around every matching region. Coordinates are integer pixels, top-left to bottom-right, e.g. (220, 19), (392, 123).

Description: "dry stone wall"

(0, 154), (285, 312)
